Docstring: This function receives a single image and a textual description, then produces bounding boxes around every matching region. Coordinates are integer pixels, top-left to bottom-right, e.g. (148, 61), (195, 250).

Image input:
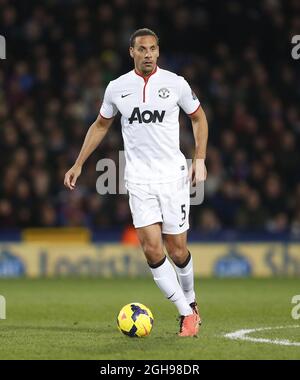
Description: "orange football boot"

(178, 312), (199, 337)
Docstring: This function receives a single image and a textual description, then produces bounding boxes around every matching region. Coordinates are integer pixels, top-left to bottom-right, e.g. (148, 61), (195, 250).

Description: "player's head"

(129, 28), (159, 76)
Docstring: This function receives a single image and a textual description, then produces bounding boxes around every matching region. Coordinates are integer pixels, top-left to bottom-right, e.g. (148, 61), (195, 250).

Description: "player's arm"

(64, 114), (114, 190)
(188, 106), (208, 185)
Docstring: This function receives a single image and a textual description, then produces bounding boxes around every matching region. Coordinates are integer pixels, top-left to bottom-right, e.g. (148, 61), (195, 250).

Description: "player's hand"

(64, 164), (82, 190)
(188, 158), (207, 186)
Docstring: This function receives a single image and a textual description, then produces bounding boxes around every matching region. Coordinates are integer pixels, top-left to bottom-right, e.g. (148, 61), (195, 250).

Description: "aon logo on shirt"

(128, 107), (166, 124)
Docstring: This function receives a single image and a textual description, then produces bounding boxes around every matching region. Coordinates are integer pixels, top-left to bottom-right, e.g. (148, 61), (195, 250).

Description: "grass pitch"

(0, 277), (299, 360)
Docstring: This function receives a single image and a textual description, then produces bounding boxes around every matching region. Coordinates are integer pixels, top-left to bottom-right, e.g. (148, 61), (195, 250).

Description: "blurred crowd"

(0, 0), (300, 235)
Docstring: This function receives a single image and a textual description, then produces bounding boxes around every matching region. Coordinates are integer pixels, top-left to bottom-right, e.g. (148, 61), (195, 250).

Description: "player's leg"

(163, 232), (201, 336)
(160, 178), (201, 335)
(163, 231), (196, 306)
(135, 223), (194, 318)
(160, 178), (196, 305)
(163, 232), (200, 319)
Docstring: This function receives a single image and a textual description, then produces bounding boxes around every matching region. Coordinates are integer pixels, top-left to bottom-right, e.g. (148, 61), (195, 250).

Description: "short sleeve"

(177, 77), (200, 115)
(99, 82), (118, 119)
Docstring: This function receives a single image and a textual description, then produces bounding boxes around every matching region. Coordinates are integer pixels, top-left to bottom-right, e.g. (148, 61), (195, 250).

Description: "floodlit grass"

(0, 277), (299, 359)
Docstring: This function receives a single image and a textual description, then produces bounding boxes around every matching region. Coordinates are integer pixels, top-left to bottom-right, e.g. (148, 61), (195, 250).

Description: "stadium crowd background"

(0, 0), (300, 237)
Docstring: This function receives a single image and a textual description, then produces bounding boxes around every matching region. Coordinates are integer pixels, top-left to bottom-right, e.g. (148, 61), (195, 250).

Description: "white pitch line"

(224, 325), (300, 347)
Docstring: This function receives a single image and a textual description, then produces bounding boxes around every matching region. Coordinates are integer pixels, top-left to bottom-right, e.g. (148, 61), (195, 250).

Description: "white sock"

(174, 252), (196, 305)
(149, 257), (193, 316)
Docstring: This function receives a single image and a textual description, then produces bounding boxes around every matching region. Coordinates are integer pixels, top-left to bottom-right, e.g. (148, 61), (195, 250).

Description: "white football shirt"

(100, 66), (200, 184)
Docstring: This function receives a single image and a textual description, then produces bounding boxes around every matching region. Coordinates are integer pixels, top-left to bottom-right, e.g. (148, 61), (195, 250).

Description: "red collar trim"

(134, 65), (158, 81)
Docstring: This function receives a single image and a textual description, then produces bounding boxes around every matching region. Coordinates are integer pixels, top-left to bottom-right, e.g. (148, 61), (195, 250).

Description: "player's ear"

(129, 47), (134, 59)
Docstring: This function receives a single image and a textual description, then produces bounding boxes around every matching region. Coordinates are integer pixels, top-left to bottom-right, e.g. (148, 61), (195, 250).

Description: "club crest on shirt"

(158, 88), (170, 99)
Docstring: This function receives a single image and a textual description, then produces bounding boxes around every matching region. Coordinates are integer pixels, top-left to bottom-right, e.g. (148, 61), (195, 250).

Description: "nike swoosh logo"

(167, 292), (175, 300)
(121, 93), (132, 98)
(179, 221), (186, 228)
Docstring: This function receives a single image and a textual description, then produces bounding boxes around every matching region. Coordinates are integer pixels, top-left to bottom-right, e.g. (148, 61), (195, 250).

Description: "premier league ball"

(117, 302), (154, 337)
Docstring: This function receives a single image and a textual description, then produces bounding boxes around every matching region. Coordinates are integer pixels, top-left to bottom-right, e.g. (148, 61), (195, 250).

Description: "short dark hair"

(130, 28), (159, 47)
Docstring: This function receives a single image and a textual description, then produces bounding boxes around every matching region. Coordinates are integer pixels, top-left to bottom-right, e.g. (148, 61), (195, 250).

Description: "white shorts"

(125, 177), (190, 234)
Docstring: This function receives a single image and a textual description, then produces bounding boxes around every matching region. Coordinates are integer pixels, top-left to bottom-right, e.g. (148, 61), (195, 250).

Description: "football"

(117, 302), (154, 337)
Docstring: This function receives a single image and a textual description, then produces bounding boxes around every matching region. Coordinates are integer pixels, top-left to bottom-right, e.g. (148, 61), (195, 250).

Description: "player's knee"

(142, 242), (163, 262)
(168, 248), (188, 266)
(143, 243), (161, 257)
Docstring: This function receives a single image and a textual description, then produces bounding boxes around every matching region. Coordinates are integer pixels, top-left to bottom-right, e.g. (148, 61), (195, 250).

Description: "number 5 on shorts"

(179, 204), (186, 227)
